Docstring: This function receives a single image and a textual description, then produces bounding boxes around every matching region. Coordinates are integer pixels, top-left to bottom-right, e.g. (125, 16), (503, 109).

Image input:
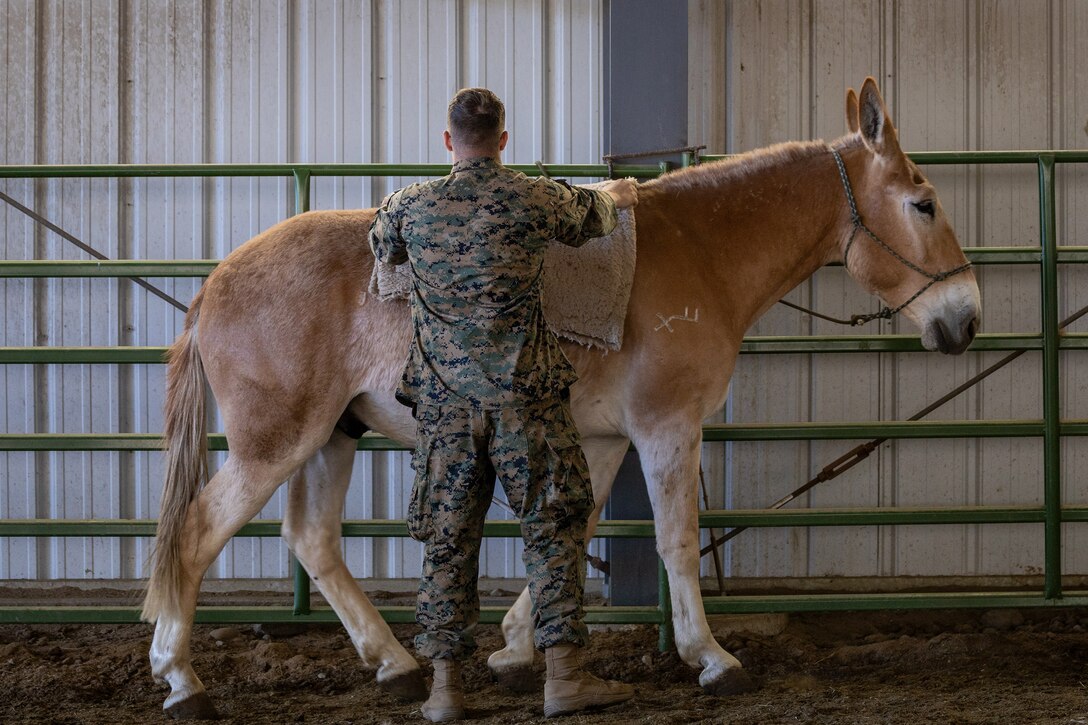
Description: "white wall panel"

(0, 0), (605, 582)
(805, 1), (889, 579)
(885, 1), (980, 579)
(689, 0), (1088, 582)
(4, 0), (1086, 588)
(1054, 0), (1088, 576)
(0, 0), (38, 578)
(32, 0), (127, 580)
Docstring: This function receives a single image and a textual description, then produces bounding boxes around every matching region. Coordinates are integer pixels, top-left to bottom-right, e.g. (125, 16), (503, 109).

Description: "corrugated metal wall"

(689, 0), (1088, 581)
(0, 0), (604, 581)
(2, 0), (1086, 586)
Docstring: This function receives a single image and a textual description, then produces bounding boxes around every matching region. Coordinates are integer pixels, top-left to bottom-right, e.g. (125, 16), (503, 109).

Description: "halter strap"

(829, 147), (973, 326)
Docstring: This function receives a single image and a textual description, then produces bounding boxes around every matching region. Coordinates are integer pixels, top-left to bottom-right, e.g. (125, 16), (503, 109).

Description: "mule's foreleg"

(150, 455), (298, 718)
(487, 436), (630, 690)
(281, 433), (426, 700)
(638, 428), (755, 696)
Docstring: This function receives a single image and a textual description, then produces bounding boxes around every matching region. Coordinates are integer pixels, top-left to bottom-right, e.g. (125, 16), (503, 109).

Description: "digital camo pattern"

(368, 156), (618, 408)
(409, 397), (594, 660)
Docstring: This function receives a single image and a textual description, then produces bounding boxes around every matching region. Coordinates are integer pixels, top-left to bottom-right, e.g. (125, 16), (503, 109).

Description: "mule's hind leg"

(149, 454), (302, 718)
(636, 425), (754, 696)
(281, 431), (426, 700)
(487, 436), (630, 690)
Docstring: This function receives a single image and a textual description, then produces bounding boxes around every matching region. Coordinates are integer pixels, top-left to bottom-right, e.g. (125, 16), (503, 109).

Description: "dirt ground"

(3, 596), (1088, 724)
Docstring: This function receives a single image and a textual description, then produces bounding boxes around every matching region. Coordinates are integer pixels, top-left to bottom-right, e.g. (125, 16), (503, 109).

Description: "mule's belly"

(351, 393), (416, 446)
(356, 385), (625, 446)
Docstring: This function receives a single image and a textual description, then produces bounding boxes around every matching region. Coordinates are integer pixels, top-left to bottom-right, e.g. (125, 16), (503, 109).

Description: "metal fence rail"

(1, 152), (1085, 643)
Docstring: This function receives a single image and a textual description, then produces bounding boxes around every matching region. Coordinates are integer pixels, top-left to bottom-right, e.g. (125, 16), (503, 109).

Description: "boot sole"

(543, 691), (634, 718)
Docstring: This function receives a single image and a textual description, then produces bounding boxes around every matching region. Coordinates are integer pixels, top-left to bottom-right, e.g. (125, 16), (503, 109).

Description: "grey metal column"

(602, 0), (688, 606)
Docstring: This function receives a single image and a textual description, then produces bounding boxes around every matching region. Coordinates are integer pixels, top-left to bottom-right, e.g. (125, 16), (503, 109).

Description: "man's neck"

(451, 149), (501, 163)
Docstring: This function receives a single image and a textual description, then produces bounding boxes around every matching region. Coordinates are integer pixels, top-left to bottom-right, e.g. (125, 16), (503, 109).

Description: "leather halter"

(828, 147), (973, 326)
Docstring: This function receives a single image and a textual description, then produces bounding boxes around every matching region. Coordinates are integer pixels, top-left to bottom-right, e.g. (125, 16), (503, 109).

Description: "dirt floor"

(4, 596), (1088, 724)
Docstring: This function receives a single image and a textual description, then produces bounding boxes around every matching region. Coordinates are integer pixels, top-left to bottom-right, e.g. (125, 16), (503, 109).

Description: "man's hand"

(600, 178), (638, 209)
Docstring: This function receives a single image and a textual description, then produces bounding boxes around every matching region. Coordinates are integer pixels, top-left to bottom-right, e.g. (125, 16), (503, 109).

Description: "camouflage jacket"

(369, 156), (618, 408)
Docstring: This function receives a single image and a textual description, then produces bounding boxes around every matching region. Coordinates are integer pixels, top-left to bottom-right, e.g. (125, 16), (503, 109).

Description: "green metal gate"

(1, 151), (1087, 639)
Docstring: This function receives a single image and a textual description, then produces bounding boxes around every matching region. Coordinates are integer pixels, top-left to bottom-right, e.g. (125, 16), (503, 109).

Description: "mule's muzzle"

(924, 311), (978, 355)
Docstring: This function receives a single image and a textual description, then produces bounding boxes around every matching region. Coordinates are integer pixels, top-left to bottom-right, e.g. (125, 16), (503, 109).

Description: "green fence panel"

(0, 152), (1084, 633)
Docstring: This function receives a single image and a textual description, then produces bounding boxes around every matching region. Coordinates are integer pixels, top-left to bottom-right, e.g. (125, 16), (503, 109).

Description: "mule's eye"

(912, 200), (935, 218)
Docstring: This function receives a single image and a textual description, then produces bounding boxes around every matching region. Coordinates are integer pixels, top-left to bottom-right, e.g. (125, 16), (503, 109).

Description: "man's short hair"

(447, 88), (505, 148)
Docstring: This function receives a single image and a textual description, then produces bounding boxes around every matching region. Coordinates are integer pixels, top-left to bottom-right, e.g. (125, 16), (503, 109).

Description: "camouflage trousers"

(408, 394), (594, 661)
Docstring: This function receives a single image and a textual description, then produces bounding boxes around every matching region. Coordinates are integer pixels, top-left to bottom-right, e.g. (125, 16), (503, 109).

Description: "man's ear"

(498, 130), (509, 151)
(443, 130), (454, 152)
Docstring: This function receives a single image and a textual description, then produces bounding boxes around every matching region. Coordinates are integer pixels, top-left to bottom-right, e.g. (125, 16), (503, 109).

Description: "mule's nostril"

(967, 317), (979, 340)
(934, 321), (950, 354)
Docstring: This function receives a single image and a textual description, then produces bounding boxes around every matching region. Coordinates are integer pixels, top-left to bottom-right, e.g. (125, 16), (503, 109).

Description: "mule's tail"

(141, 297), (209, 624)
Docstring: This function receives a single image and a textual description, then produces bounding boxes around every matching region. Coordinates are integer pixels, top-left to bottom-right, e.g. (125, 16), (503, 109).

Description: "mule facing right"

(142, 78), (979, 718)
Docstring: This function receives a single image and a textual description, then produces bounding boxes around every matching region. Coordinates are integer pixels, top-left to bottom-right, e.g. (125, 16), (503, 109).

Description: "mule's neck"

(641, 140), (854, 337)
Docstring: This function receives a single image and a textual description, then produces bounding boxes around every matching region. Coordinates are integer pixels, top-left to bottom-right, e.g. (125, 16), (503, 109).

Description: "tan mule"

(542, 644), (635, 718)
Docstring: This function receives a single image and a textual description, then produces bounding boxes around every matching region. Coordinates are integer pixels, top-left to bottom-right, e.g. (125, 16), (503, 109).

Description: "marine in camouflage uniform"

(368, 156), (617, 661)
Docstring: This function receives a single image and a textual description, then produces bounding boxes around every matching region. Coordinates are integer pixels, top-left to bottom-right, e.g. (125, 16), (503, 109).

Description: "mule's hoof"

(379, 668), (428, 701)
(703, 666), (757, 697)
(491, 664), (541, 693)
(165, 691), (219, 720)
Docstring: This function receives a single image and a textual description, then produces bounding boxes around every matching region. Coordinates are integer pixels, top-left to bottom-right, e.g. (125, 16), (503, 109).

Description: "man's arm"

(551, 178), (638, 248)
(368, 191), (408, 265)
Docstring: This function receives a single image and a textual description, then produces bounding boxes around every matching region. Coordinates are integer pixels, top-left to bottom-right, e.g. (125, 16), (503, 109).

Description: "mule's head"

(839, 78), (980, 354)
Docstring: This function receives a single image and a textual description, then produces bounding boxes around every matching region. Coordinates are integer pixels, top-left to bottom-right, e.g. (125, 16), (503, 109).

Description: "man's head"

(444, 88), (508, 159)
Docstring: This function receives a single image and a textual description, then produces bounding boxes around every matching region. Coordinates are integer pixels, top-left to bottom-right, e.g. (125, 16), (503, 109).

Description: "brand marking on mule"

(655, 307), (699, 332)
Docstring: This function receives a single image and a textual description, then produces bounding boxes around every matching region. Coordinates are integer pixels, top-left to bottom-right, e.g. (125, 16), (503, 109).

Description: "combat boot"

(543, 644), (635, 718)
(421, 658), (465, 722)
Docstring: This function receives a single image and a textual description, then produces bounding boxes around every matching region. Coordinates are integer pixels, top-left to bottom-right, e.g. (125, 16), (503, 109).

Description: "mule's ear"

(845, 88), (860, 133)
(857, 77), (900, 156)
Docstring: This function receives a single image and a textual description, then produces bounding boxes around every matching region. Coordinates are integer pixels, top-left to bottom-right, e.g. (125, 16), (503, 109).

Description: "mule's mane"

(647, 135), (862, 193)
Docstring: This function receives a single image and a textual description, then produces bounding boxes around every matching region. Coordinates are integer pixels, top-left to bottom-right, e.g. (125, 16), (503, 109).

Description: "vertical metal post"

(1038, 155), (1061, 600)
(291, 168), (313, 616)
(603, 1), (687, 608)
(293, 559), (311, 616)
(293, 168), (311, 215)
(657, 557), (674, 652)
